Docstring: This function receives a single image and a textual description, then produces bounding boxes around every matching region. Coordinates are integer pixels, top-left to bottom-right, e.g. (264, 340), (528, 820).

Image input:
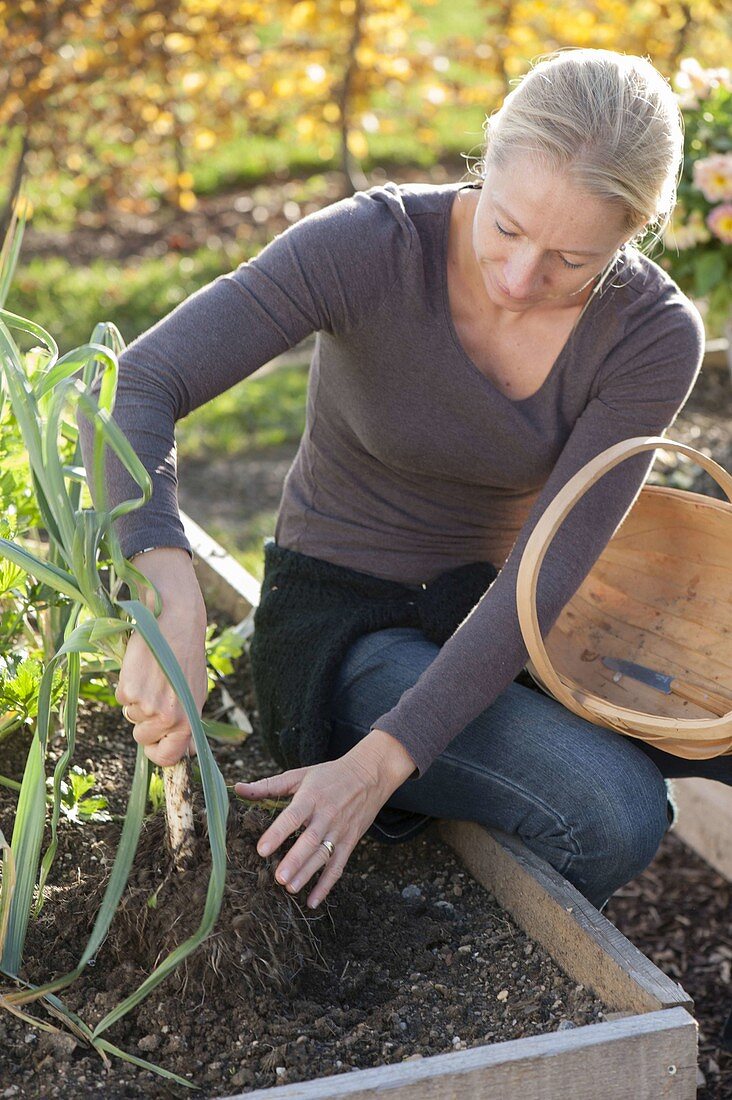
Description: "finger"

(120, 702), (146, 725)
(306, 849), (349, 909)
(281, 834), (339, 895)
(142, 729), (192, 768)
(234, 769), (308, 804)
(273, 821), (335, 888)
(130, 720), (163, 746)
(255, 790), (316, 858)
(115, 687), (130, 708)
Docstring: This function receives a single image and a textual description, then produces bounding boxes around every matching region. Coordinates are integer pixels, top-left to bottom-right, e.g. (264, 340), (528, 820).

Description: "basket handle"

(516, 435), (732, 721)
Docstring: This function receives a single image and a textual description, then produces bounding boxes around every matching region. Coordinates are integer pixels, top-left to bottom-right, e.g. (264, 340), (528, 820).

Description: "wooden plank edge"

(702, 339), (728, 371)
(669, 777), (732, 882)
(228, 1007), (697, 1100)
(182, 510), (260, 622)
(439, 820), (692, 1015)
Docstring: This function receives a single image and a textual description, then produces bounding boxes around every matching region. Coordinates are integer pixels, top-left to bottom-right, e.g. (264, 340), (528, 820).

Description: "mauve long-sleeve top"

(77, 180), (705, 777)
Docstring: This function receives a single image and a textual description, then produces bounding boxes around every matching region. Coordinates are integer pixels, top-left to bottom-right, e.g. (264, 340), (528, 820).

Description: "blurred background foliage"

(2, 0), (731, 347)
(2, 0), (730, 225)
(0, 0), (730, 576)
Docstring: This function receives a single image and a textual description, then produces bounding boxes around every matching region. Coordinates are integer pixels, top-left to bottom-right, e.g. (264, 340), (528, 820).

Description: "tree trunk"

(338, 0), (368, 197)
(0, 132), (31, 247)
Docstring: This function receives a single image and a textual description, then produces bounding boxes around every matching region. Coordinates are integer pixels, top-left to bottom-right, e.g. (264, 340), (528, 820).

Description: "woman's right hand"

(114, 547), (210, 767)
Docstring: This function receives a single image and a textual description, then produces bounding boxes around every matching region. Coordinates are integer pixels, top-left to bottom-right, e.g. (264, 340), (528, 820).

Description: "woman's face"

(469, 153), (633, 313)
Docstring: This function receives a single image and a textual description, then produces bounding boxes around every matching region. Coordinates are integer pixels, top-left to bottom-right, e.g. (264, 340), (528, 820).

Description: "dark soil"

(0, 666), (614, 1099)
(106, 806), (325, 1000)
(605, 844), (732, 1098)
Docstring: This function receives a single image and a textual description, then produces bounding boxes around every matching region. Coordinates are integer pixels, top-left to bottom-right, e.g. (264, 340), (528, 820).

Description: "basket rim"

(641, 481), (732, 512)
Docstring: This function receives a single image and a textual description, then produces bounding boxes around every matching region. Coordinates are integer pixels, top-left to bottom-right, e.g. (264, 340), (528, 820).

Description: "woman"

(79, 48), (709, 916)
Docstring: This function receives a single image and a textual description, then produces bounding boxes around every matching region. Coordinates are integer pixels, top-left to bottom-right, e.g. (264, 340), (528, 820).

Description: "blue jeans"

(327, 627), (673, 912)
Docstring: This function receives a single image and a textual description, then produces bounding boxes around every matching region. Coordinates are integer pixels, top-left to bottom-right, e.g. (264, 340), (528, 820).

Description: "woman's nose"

(503, 252), (542, 297)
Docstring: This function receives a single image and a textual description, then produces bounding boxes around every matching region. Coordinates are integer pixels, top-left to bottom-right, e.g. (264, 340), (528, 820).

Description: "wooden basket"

(516, 436), (732, 759)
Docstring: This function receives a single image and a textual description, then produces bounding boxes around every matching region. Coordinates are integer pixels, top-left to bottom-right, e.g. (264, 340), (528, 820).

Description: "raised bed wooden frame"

(181, 512), (700, 1099)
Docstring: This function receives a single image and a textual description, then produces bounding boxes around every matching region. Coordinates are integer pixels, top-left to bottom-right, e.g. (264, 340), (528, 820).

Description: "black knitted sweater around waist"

(247, 537), (499, 843)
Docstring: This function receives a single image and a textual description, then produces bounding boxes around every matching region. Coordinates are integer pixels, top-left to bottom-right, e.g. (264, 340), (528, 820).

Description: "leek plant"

(0, 192), (235, 1083)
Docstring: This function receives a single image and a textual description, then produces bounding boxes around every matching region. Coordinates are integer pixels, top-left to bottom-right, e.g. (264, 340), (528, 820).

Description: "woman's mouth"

(497, 280), (532, 303)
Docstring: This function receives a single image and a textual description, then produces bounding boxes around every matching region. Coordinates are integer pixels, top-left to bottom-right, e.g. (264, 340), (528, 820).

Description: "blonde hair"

(475, 48), (684, 256)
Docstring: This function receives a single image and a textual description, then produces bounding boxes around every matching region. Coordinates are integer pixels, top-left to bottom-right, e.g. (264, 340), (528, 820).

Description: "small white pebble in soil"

(275, 1067), (286, 1077)
(557, 1020), (577, 1031)
(401, 884), (422, 901)
(496, 990), (509, 1002)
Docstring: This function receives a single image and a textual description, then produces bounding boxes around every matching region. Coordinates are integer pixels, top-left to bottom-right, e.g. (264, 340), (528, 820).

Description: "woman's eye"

(494, 221), (584, 271)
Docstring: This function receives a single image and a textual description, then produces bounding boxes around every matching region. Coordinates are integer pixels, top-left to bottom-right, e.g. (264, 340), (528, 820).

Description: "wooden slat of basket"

(595, 551), (732, 634)
(554, 592), (732, 693)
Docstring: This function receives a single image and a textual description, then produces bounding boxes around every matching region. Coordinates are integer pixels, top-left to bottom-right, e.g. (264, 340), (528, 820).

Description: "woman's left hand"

(234, 731), (416, 909)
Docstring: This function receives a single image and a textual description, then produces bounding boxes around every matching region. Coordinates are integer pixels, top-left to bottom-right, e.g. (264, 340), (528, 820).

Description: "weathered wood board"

(236, 1008), (696, 1100)
(670, 777), (732, 882)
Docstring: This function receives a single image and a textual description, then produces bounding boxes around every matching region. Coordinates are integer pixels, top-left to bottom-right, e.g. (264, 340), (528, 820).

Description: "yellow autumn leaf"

(178, 191), (198, 212)
(194, 130), (216, 151)
(164, 33), (195, 54)
(182, 72), (206, 94)
(296, 116), (316, 137)
(289, 1), (316, 29)
(347, 130), (368, 159)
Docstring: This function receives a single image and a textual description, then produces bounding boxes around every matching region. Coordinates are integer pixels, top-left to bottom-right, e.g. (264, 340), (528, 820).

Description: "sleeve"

(75, 184), (415, 560)
(371, 293), (706, 778)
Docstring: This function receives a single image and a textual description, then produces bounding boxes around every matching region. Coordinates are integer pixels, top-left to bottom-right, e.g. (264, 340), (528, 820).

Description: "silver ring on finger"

(122, 704), (134, 724)
(320, 838), (335, 860)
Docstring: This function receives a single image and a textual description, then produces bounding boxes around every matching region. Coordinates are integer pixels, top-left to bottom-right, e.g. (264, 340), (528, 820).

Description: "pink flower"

(673, 58), (732, 108)
(706, 204), (732, 245)
(692, 154), (732, 203)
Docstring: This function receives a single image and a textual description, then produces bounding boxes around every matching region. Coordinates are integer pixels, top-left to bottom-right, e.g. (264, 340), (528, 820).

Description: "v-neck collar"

(439, 182), (614, 406)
